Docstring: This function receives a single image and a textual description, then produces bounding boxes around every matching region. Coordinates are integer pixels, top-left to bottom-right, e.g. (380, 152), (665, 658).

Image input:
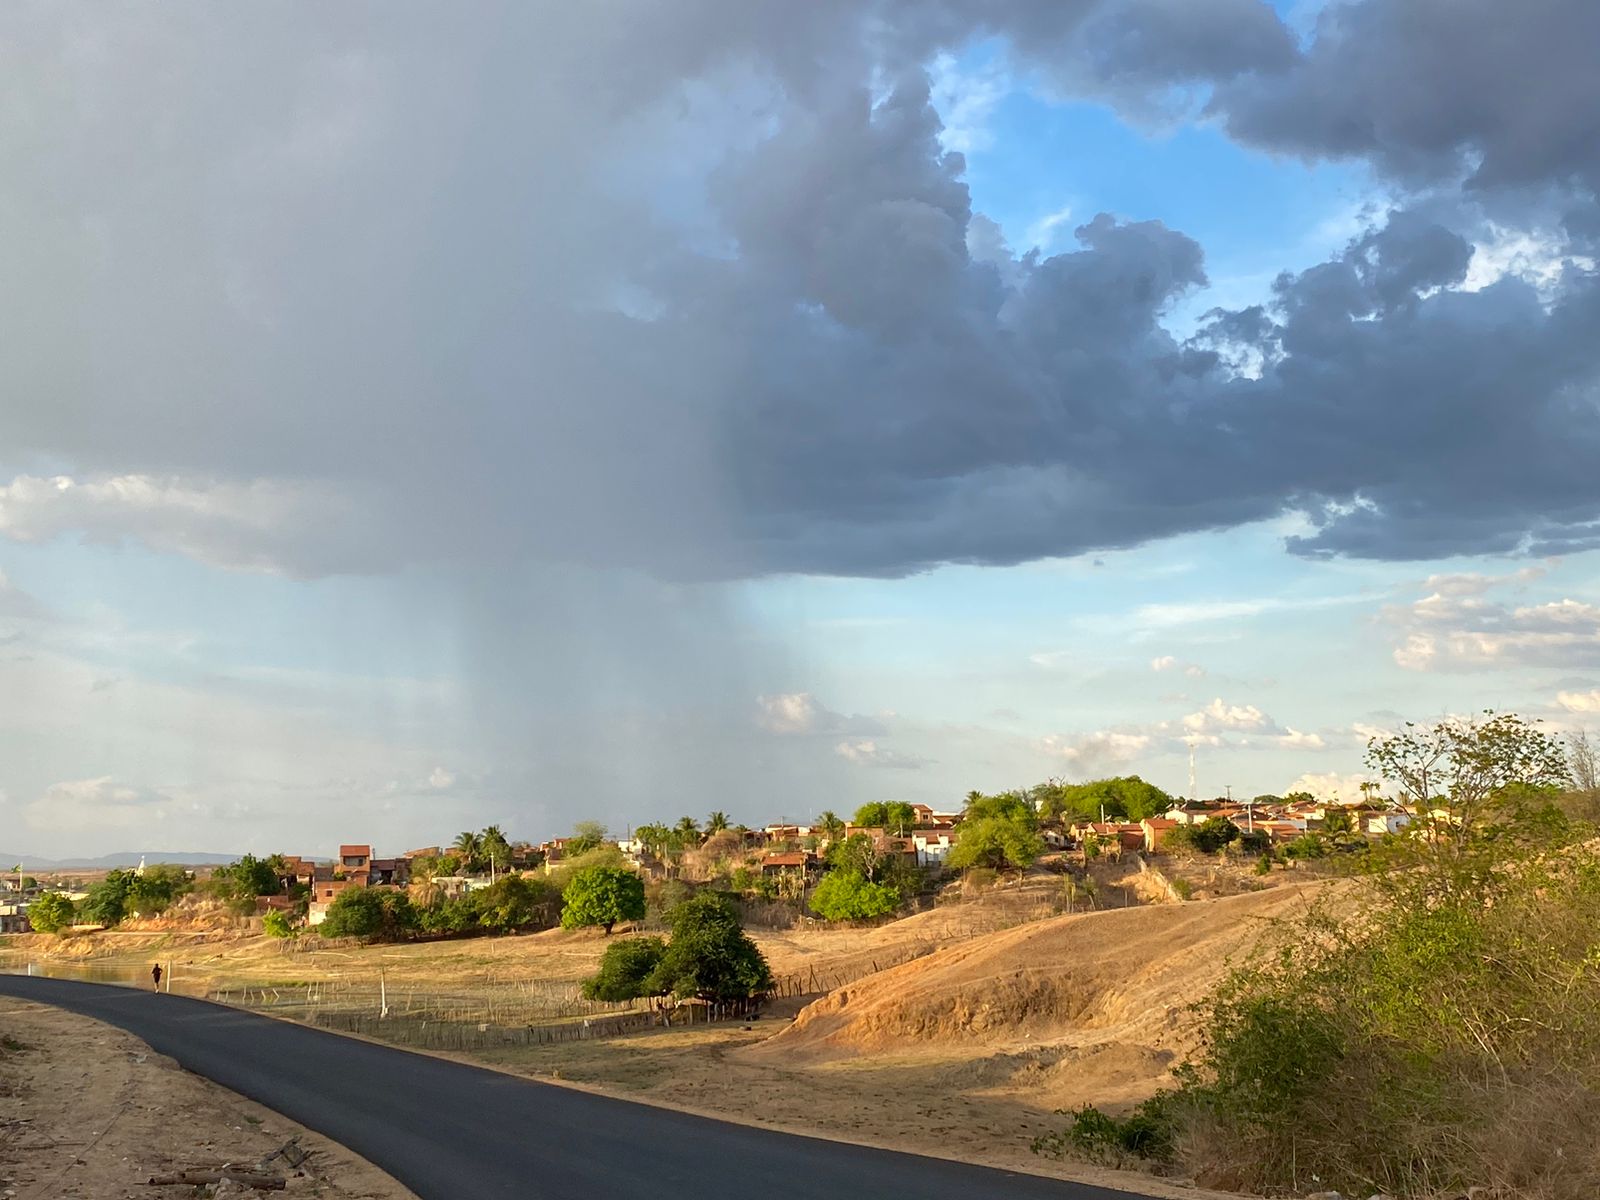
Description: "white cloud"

(1183, 698), (1270, 733)
(1285, 771), (1380, 803)
(1557, 690), (1600, 713)
(0, 473), (379, 577)
(24, 776), (185, 831)
(1040, 729), (1152, 767)
(1274, 727), (1326, 749)
(1462, 224), (1596, 298)
(755, 692), (884, 736)
(1150, 655), (1177, 671)
(1388, 585), (1600, 671)
(1025, 203), (1076, 253)
(833, 739), (924, 770)
(427, 767), (456, 790)
(928, 52), (1011, 155)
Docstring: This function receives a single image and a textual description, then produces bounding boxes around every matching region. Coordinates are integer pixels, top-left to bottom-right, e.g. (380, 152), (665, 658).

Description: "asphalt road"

(0, 975), (1161, 1200)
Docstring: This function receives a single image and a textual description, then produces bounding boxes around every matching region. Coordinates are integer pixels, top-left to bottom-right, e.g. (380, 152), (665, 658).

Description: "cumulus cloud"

(755, 693), (885, 736)
(1557, 690), (1600, 713)
(24, 776), (185, 831)
(1047, 694), (1329, 770)
(1285, 771), (1382, 803)
(1182, 698), (1272, 733)
(1040, 730), (1153, 768)
(0, 2), (1593, 587)
(833, 739), (925, 770)
(1387, 573), (1600, 670)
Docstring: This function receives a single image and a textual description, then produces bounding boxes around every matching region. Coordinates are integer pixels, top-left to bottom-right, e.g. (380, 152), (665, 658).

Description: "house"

(275, 855), (317, 893)
(337, 844), (372, 881)
(1365, 810), (1413, 835)
(1141, 818), (1178, 853)
(0, 899), (30, 934)
(1070, 821), (1145, 850)
(911, 831), (953, 865)
(308, 877), (359, 926)
(1255, 820), (1307, 844)
(759, 850), (816, 877)
(369, 857), (409, 887)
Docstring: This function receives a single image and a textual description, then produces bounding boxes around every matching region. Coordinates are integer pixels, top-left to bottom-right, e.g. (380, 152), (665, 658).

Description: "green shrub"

(262, 909), (296, 938)
(1032, 1097), (1177, 1167)
(808, 870), (900, 921)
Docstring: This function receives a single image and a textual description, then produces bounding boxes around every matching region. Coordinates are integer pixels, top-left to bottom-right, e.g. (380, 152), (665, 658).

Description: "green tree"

(815, 811), (846, 843)
(128, 864), (191, 915)
(582, 936), (668, 1001)
(27, 892), (75, 934)
(568, 820), (609, 855)
(479, 825), (513, 872)
(705, 811), (730, 835)
(451, 831), (483, 871)
(963, 791), (1037, 827)
(1036, 776), (1175, 823)
(947, 816), (1044, 873)
(646, 894), (771, 1002)
(826, 833), (885, 880)
(673, 816), (702, 845)
(319, 888), (417, 941)
(262, 909), (296, 938)
(81, 870), (135, 926)
(809, 870), (901, 921)
(1168, 816), (1241, 855)
(560, 866), (646, 935)
(469, 874), (563, 931)
(852, 801), (890, 827)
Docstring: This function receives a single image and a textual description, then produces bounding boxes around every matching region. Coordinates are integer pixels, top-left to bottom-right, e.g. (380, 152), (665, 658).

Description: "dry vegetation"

(0, 997), (413, 1199)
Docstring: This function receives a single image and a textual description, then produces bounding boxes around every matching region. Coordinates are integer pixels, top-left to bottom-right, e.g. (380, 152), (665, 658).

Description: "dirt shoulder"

(0, 997), (415, 1200)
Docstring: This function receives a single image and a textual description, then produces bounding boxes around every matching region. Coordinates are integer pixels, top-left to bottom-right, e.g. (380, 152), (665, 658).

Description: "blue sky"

(3, 2), (1599, 857)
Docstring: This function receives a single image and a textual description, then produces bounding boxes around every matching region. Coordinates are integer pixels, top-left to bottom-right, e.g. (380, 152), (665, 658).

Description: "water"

(4, 960), (176, 990)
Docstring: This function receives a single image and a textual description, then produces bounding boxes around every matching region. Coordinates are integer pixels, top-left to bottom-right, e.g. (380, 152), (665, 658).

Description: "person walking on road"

(151, 963), (163, 991)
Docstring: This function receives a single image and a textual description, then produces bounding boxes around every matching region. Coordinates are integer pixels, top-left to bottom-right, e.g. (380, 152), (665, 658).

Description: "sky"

(3, 0), (1600, 858)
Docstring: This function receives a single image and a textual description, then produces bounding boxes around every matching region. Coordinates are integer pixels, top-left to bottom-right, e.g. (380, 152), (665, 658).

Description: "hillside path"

(0, 975), (1160, 1200)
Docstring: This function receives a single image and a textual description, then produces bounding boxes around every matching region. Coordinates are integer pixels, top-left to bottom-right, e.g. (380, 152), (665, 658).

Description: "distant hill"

(0, 851), (242, 871)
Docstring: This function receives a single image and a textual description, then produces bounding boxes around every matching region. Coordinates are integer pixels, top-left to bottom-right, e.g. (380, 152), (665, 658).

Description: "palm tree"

(452, 830), (482, 871)
(674, 816), (702, 845)
(706, 811), (730, 835)
(480, 825), (512, 875)
(816, 811), (845, 843)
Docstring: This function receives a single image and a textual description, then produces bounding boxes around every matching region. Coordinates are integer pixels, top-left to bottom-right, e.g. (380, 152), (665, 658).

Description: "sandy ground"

(0, 997), (415, 1200)
(0, 867), (1326, 1198)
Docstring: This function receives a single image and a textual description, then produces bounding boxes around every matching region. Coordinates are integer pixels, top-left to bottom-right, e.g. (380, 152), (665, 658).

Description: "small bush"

(1033, 1098), (1176, 1168)
(262, 909), (296, 938)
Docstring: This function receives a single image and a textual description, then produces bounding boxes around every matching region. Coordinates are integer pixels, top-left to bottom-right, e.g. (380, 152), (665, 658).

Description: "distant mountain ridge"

(0, 850), (242, 871)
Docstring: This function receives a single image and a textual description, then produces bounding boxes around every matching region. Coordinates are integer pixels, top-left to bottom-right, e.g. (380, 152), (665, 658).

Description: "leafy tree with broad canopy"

(560, 865), (646, 935)
(650, 893), (772, 1001)
(27, 892), (75, 934)
(947, 815), (1044, 873)
(581, 894), (771, 1003)
(809, 870), (901, 921)
(319, 888), (418, 941)
(962, 791), (1037, 827)
(582, 936), (668, 1001)
(852, 801), (918, 835)
(1033, 776), (1174, 824)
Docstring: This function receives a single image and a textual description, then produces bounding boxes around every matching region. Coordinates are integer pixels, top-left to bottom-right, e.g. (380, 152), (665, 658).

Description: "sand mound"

(750, 881), (1330, 1067)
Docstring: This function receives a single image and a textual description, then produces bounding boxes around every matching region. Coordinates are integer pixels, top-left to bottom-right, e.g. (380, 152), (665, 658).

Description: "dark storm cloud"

(0, 0), (1597, 583)
(1208, 0), (1600, 192)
